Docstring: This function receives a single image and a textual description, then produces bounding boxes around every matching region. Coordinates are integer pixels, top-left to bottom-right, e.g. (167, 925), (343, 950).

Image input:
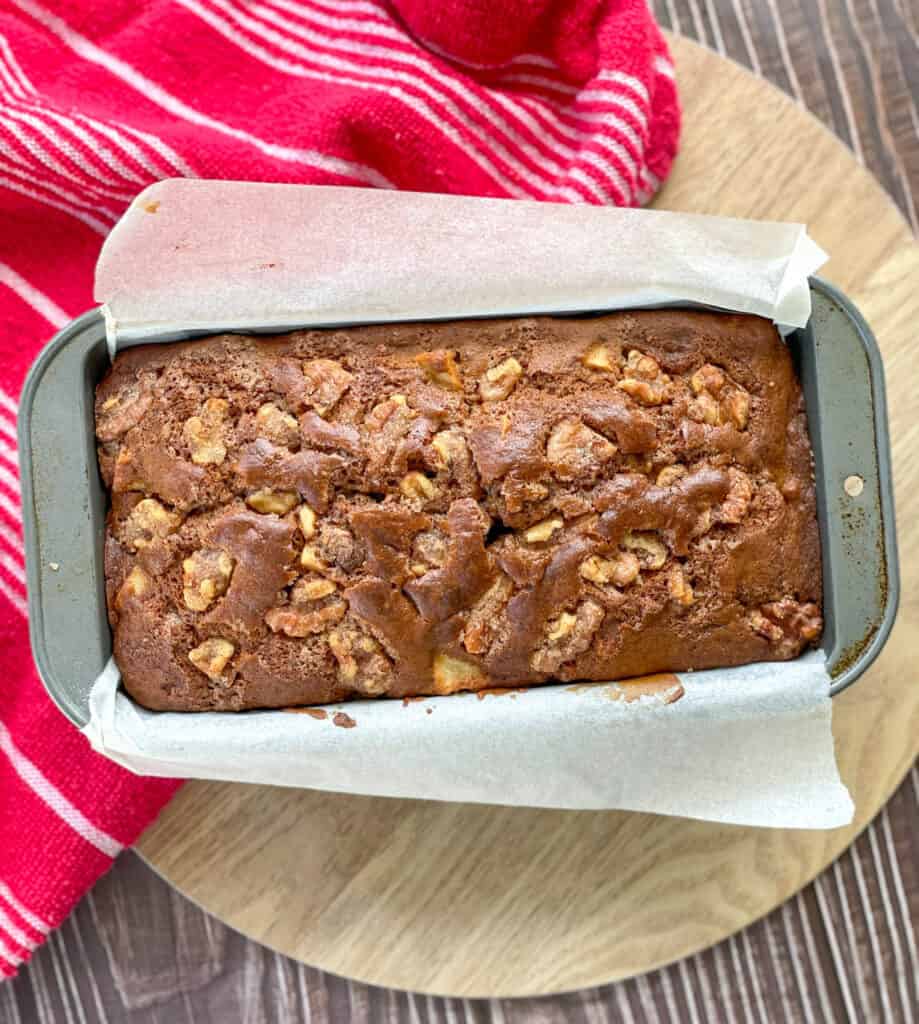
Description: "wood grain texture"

(4, 3), (918, 1020)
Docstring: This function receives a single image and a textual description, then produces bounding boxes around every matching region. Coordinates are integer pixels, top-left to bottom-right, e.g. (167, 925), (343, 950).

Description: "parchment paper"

(85, 180), (853, 828)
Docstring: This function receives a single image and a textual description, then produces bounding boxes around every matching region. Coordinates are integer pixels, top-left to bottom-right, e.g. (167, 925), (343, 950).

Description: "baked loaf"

(96, 311), (823, 711)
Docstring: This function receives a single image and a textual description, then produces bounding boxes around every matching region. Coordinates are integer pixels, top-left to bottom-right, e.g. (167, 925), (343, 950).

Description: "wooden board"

(137, 35), (919, 998)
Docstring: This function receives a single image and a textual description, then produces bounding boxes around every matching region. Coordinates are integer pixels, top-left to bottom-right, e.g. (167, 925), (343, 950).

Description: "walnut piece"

(546, 418), (616, 480)
(415, 350), (462, 391)
(689, 363), (750, 431)
(182, 549), (234, 611)
(546, 611), (577, 642)
(656, 465), (686, 487)
(719, 468), (753, 524)
(749, 610), (784, 643)
(621, 530), (668, 570)
(400, 471), (438, 501)
(688, 391), (722, 426)
(365, 393), (417, 472)
(430, 429), (468, 470)
(579, 551), (640, 587)
(480, 357), (523, 402)
(581, 342), (615, 372)
(462, 575), (513, 654)
(115, 566), (152, 609)
(302, 359), (353, 416)
(523, 517), (563, 543)
(692, 507), (714, 537)
(624, 349), (661, 381)
(724, 390), (750, 430)
(617, 377), (670, 406)
(760, 598), (823, 642)
(298, 505), (317, 539)
(188, 638), (235, 680)
(183, 397), (228, 466)
(328, 625), (393, 695)
(668, 565), (694, 606)
(690, 364), (725, 396)
(300, 544), (328, 574)
(255, 402), (299, 447)
(246, 488), (299, 515)
(292, 576), (337, 602)
(123, 498), (182, 550)
(432, 652), (485, 694)
(96, 378), (154, 442)
(531, 600), (604, 674)
(265, 601), (346, 637)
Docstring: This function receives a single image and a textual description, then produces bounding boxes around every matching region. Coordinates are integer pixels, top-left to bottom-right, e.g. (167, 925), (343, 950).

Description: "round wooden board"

(136, 36), (919, 998)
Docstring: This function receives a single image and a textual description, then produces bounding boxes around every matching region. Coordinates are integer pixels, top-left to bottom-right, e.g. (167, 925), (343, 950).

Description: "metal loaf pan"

(18, 279), (899, 728)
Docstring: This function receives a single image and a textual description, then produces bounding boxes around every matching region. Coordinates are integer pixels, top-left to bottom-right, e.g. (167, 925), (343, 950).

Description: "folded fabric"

(0, 0), (679, 978)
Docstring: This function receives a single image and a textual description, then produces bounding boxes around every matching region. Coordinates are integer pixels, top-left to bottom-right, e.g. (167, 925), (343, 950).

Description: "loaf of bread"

(96, 311), (823, 711)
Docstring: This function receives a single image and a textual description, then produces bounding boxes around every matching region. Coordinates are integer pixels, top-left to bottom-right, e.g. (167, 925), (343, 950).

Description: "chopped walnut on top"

(115, 566), (152, 610)
(246, 488), (299, 515)
(621, 530), (668, 570)
(668, 565), (694, 606)
(431, 652), (485, 694)
(546, 418), (617, 481)
(581, 342), (615, 372)
(415, 349), (462, 391)
(430, 429), (467, 471)
(255, 402), (299, 447)
(400, 471), (439, 502)
(183, 397), (229, 465)
(265, 574), (345, 637)
(480, 357), (523, 401)
(656, 464), (686, 487)
(298, 505), (317, 539)
(182, 549), (234, 611)
(617, 349), (671, 406)
(96, 376), (154, 442)
(688, 363), (751, 431)
(579, 551), (640, 588)
(123, 498), (182, 551)
(749, 599), (822, 655)
(523, 517), (563, 544)
(302, 358), (353, 416)
(328, 622), (393, 695)
(188, 638), (235, 680)
(365, 393), (417, 472)
(718, 467), (753, 524)
(531, 599), (604, 674)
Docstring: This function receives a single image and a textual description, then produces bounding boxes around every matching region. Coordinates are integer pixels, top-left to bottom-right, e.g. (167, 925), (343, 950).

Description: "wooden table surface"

(3, 2), (917, 1021)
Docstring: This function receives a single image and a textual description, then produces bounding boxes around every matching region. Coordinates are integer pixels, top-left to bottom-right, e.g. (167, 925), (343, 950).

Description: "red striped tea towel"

(0, 0), (679, 978)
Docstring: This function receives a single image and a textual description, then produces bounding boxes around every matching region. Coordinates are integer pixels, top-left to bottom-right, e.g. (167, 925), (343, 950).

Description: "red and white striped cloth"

(0, 0), (679, 978)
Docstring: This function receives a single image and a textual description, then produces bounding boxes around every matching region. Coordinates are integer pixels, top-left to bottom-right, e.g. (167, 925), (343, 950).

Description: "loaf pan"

(18, 279), (899, 728)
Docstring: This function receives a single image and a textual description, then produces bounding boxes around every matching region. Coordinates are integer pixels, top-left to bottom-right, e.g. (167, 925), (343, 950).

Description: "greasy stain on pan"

(18, 279), (900, 728)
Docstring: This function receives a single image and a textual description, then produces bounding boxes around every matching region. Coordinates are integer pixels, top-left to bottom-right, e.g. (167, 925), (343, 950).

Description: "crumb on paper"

(475, 687), (528, 700)
(566, 673), (685, 705)
(333, 711), (356, 729)
(283, 707), (328, 719)
(141, 200), (160, 214)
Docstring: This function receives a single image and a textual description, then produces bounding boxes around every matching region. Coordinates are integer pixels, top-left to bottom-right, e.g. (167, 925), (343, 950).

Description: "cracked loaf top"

(95, 310), (823, 711)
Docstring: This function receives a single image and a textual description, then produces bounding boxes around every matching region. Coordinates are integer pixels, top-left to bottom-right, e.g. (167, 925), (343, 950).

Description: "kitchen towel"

(0, 0), (679, 978)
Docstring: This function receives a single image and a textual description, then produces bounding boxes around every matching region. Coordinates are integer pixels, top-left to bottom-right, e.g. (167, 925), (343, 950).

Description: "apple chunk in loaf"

(95, 311), (822, 711)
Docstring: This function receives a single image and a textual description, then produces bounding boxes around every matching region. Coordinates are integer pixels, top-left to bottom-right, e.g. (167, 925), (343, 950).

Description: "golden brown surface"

(97, 308), (821, 711)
